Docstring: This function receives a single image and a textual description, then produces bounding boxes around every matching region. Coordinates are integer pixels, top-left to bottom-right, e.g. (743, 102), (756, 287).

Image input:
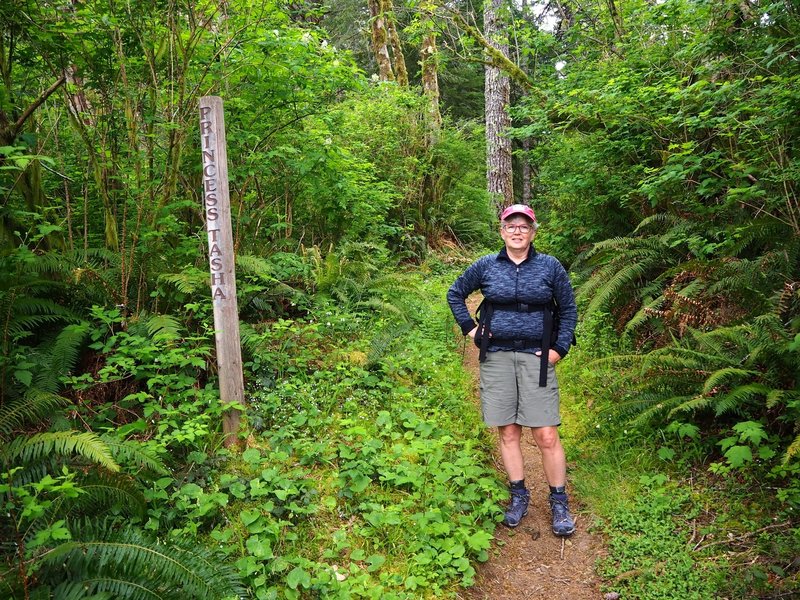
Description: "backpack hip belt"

(475, 300), (556, 387)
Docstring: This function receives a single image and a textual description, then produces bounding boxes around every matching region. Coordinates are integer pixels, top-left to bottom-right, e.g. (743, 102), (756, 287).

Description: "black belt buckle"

(517, 302), (529, 312)
(512, 340), (525, 349)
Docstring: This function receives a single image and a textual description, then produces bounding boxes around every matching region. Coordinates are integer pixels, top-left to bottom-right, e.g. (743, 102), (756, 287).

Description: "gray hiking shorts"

(479, 350), (561, 427)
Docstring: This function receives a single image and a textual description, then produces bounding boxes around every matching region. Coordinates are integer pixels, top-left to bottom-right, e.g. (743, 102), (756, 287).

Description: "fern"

(631, 212), (679, 234)
(52, 472), (147, 520)
(702, 367), (759, 394)
(623, 294), (666, 334)
(784, 434), (800, 464)
(4, 431), (120, 473)
(37, 523), (245, 599)
(135, 312), (183, 343)
(35, 582), (114, 600)
(712, 384), (772, 417)
(101, 437), (168, 475)
(32, 322), (91, 394)
(668, 393), (716, 417)
(158, 268), (207, 295)
(367, 322), (413, 367)
(0, 389), (70, 439)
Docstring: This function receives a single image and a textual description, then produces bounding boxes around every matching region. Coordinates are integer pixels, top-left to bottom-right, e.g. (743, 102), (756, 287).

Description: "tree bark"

(420, 7), (441, 142)
(368, 0), (395, 81)
(484, 0), (513, 209)
(520, 0), (532, 205)
(383, 0), (408, 86)
(606, 0), (624, 41)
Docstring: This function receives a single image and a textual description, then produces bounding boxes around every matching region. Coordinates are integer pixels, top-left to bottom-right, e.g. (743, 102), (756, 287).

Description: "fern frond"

(631, 213), (679, 234)
(367, 323), (413, 366)
(586, 262), (651, 315)
(238, 322), (264, 356)
(101, 438), (168, 475)
(158, 268), (207, 294)
(62, 578), (158, 600)
(623, 294), (666, 334)
(0, 390), (70, 440)
(48, 581), (114, 600)
(641, 348), (708, 373)
(235, 253), (274, 275)
(5, 431), (119, 472)
(629, 394), (691, 426)
(783, 434), (800, 464)
(669, 393), (716, 416)
(56, 472), (147, 520)
(5, 307), (79, 337)
(33, 322), (91, 394)
(40, 525), (245, 599)
(702, 367), (759, 394)
(766, 389), (800, 410)
(353, 298), (406, 319)
(138, 313), (183, 343)
(713, 384), (771, 417)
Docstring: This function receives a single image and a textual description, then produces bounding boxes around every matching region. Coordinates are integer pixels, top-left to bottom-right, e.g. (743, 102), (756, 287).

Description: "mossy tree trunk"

(368, 0), (395, 81)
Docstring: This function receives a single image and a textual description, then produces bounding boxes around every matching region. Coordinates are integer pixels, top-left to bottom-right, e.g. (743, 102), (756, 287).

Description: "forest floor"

(457, 299), (607, 600)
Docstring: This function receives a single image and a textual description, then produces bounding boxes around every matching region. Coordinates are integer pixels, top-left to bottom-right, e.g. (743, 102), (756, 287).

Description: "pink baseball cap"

(500, 204), (536, 222)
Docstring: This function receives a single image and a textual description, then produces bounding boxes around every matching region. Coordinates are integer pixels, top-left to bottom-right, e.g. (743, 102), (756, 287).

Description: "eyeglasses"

(502, 224), (533, 233)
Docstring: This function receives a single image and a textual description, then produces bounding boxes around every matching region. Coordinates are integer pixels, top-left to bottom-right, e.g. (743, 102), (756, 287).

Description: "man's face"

(500, 216), (535, 250)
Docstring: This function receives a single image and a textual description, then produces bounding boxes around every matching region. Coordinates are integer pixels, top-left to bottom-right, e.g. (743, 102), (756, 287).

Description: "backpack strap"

(475, 299), (494, 363)
(538, 300), (556, 387)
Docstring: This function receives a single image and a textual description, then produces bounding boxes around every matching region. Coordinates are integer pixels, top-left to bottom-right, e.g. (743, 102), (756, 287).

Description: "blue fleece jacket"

(447, 246), (578, 358)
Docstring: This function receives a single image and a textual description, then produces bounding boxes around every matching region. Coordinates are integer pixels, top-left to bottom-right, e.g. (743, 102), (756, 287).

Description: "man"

(447, 204), (578, 535)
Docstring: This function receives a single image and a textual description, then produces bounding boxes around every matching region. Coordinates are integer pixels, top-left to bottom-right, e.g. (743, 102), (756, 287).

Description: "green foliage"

(33, 521), (244, 600)
(596, 473), (716, 599)
(123, 266), (504, 599)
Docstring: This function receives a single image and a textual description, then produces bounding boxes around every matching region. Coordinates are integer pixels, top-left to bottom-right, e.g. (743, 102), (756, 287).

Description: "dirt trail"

(458, 299), (606, 600)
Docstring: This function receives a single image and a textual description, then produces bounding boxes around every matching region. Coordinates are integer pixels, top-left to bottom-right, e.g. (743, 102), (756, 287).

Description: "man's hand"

(467, 326), (478, 340)
(535, 349), (562, 365)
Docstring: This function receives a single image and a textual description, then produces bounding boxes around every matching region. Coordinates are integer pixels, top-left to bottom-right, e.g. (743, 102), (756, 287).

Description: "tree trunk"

(522, 137), (531, 205)
(484, 0), (513, 210)
(606, 0), (624, 41)
(519, 0), (532, 205)
(383, 0), (408, 86)
(420, 8), (441, 142)
(368, 0), (395, 81)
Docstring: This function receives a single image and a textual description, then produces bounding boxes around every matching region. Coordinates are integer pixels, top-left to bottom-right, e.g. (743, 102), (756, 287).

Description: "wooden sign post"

(199, 96), (244, 447)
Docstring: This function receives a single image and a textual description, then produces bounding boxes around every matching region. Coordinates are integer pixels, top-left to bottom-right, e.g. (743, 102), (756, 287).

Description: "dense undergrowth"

(2, 0), (800, 598)
(559, 311), (800, 599)
(1, 255), (509, 599)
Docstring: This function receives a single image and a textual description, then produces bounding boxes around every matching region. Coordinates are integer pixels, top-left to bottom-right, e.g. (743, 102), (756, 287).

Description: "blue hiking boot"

(503, 487), (530, 528)
(549, 492), (576, 536)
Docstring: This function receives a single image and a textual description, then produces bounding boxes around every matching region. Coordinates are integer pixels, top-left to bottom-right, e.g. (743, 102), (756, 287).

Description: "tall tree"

(383, 0), (409, 85)
(368, 0), (395, 81)
(484, 0), (513, 208)
(419, 2), (441, 140)
(519, 0), (532, 205)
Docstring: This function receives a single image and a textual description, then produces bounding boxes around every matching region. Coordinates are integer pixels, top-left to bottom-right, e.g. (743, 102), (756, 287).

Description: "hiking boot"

(503, 487), (530, 528)
(549, 492), (576, 536)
